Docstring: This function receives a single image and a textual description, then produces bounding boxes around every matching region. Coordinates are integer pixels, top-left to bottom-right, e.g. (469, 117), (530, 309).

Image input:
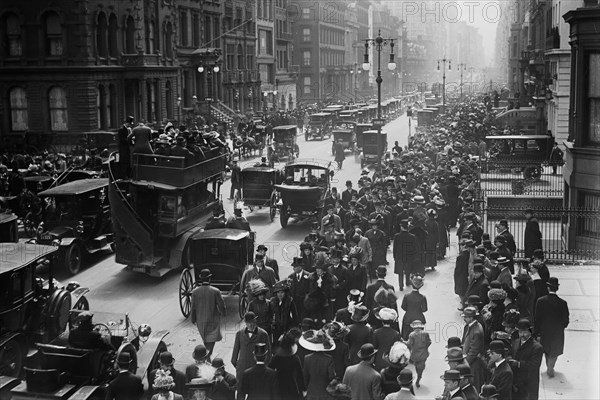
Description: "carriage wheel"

(238, 293), (249, 320)
(280, 206), (289, 228)
(23, 212), (37, 237)
(73, 296), (90, 310)
(269, 193), (278, 222)
(0, 337), (23, 377)
(179, 268), (194, 318)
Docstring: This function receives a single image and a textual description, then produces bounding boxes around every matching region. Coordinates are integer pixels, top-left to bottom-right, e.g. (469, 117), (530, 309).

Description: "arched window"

(165, 81), (173, 119)
(108, 14), (118, 57)
(96, 12), (108, 58)
(5, 13), (22, 57)
(237, 44), (244, 69)
(48, 86), (68, 131)
(9, 87), (28, 131)
(165, 22), (173, 58)
(125, 16), (135, 54)
(97, 84), (104, 129)
(45, 12), (63, 56)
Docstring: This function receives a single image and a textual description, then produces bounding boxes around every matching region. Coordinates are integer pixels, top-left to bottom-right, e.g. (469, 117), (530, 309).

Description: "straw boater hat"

(299, 329), (336, 352)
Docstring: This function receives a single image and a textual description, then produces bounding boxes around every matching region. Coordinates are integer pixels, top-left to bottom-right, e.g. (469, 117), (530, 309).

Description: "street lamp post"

(458, 63), (467, 98)
(437, 57), (451, 107)
(362, 29), (396, 120)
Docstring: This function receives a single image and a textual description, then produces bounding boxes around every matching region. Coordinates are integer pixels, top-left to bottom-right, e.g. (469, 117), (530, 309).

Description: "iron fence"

(482, 205), (600, 262)
(480, 165), (563, 197)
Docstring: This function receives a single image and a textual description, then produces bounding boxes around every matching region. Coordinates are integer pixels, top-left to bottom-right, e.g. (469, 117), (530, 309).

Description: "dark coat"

(424, 218), (439, 267)
(513, 337), (543, 400)
(365, 228), (389, 267)
(303, 352), (335, 400)
(373, 326), (401, 371)
(271, 296), (299, 342)
(334, 307), (353, 326)
(231, 327), (271, 384)
(488, 359), (513, 400)
(334, 142), (346, 162)
(347, 264), (368, 293)
(329, 264), (351, 309)
(408, 225), (427, 275)
(524, 217), (543, 258)
(498, 230), (517, 256)
(342, 188), (358, 208)
(269, 354), (305, 400)
(347, 322), (374, 365)
(393, 231), (417, 274)
(365, 280), (396, 310)
(331, 338), (350, 380)
(69, 326), (113, 351)
(209, 370), (237, 400)
(105, 371), (144, 400)
(400, 291), (427, 340)
(454, 251), (470, 297)
(534, 293), (569, 357)
(240, 363), (279, 400)
(288, 270), (311, 317)
(464, 275), (489, 305)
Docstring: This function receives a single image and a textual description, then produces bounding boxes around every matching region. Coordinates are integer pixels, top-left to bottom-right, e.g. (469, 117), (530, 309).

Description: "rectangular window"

(49, 87), (68, 131)
(9, 88), (28, 131)
(259, 30), (267, 54)
(302, 8), (310, 19)
(180, 12), (188, 46)
(303, 77), (311, 94)
(213, 18), (220, 47)
(303, 50), (311, 65)
(266, 30), (273, 55)
(303, 28), (310, 42)
(587, 53), (600, 145)
(192, 13), (200, 47)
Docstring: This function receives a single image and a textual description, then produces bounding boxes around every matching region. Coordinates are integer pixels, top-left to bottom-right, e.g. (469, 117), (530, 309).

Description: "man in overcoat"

(329, 250), (351, 310)
(464, 264), (490, 307)
(231, 312), (271, 395)
(342, 343), (385, 400)
(486, 340), (513, 400)
(239, 343), (279, 400)
(365, 218), (389, 279)
(509, 319), (543, 400)
(341, 180), (358, 208)
(393, 220), (417, 291)
(523, 209), (543, 259)
(191, 269), (226, 357)
(288, 257), (311, 319)
(496, 220), (517, 256)
(534, 277), (569, 378)
(364, 266), (395, 310)
(461, 306), (486, 391)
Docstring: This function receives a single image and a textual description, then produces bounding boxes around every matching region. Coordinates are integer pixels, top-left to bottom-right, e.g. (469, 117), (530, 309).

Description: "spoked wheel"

(65, 242), (83, 275)
(238, 293), (249, 319)
(280, 206), (289, 228)
(23, 212), (37, 237)
(0, 337), (24, 377)
(179, 268), (194, 318)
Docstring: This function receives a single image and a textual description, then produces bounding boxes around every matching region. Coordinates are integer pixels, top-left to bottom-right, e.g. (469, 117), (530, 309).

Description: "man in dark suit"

(105, 353), (144, 400)
(209, 358), (237, 400)
(393, 219), (417, 291)
(462, 307), (486, 392)
(364, 266), (395, 310)
(496, 220), (517, 256)
(239, 343), (279, 400)
(534, 277), (569, 378)
(463, 264), (489, 308)
(523, 209), (543, 259)
(288, 257), (311, 319)
(455, 364), (479, 400)
(69, 311), (114, 351)
(509, 319), (543, 400)
(341, 180), (358, 208)
(148, 351), (186, 397)
(486, 340), (513, 400)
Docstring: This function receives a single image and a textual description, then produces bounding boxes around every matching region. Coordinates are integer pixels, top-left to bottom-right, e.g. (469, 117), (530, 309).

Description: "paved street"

(64, 112), (599, 399)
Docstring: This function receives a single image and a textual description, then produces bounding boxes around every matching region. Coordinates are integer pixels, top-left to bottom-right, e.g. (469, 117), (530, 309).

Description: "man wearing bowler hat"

(191, 269), (226, 357)
(495, 220), (516, 256)
(106, 353), (144, 400)
(446, 348), (470, 371)
(342, 180), (358, 208)
(365, 217), (390, 279)
(185, 344), (211, 382)
(393, 219), (417, 291)
(148, 351), (186, 396)
(231, 312), (271, 394)
(510, 318), (543, 400)
(209, 358), (237, 400)
(343, 343), (385, 400)
(455, 364), (478, 400)
(365, 265), (396, 310)
(440, 370), (464, 400)
(479, 384), (499, 400)
(462, 306), (486, 391)
(534, 277), (569, 378)
(486, 340), (513, 400)
(239, 343), (279, 400)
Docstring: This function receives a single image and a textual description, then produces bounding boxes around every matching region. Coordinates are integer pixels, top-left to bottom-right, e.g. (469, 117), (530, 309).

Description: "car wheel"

(65, 242), (83, 275)
(73, 296), (90, 310)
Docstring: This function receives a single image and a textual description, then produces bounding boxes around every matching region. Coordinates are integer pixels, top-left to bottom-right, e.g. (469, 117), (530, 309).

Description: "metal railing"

(480, 164), (564, 197)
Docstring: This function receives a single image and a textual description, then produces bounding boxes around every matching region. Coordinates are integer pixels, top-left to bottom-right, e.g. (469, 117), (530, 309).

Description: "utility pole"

(437, 58), (451, 107)
(469, 67), (475, 95)
(458, 63), (467, 98)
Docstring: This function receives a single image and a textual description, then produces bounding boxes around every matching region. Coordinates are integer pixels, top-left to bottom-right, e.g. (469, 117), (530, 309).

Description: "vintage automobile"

(31, 179), (114, 275)
(235, 166), (282, 221)
(360, 130), (388, 168)
(179, 228), (256, 319)
(305, 113), (333, 141)
(274, 160), (334, 228)
(331, 122), (357, 155)
(483, 134), (558, 179)
(4, 311), (167, 400)
(271, 125), (299, 162)
(354, 123), (374, 151)
(338, 109), (359, 123)
(0, 242), (89, 380)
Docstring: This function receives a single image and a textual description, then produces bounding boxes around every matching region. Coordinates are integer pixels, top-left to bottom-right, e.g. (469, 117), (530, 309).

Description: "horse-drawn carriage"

(274, 160), (334, 228)
(271, 125), (299, 162)
(0, 243), (89, 380)
(178, 228), (256, 319)
(235, 166), (282, 221)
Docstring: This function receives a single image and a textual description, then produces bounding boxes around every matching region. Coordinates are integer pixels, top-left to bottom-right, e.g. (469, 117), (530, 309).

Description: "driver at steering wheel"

(69, 311), (114, 351)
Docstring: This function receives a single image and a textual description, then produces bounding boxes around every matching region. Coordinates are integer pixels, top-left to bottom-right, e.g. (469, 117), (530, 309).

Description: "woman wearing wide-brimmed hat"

(269, 329), (305, 400)
(300, 329), (336, 400)
(247, 280), (272, 335)
(379, 341), (411, 395)
(325, 321), (351, 380)
(151, 369), (184, 400)
(400, 275), (428, 340)
(270, 280), (299, 345)
(346, 305), (374, 366)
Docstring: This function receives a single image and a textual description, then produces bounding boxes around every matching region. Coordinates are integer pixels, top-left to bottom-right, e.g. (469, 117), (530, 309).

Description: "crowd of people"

(123, 98), (570, 400)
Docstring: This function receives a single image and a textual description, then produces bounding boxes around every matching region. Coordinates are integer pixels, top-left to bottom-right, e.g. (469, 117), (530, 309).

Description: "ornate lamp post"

(362, 29), (396, 120)
(437, 57), (451, 107)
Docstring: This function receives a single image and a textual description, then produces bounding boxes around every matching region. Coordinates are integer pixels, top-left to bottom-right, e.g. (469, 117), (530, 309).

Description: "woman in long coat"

(400, 276), (427, 340)
(270, 331), (305, 400)
(271, 282), (299, 345)
(346, 252), (368, 293)
(424, 211), (440, 270)
(454, 241), (470, 302)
